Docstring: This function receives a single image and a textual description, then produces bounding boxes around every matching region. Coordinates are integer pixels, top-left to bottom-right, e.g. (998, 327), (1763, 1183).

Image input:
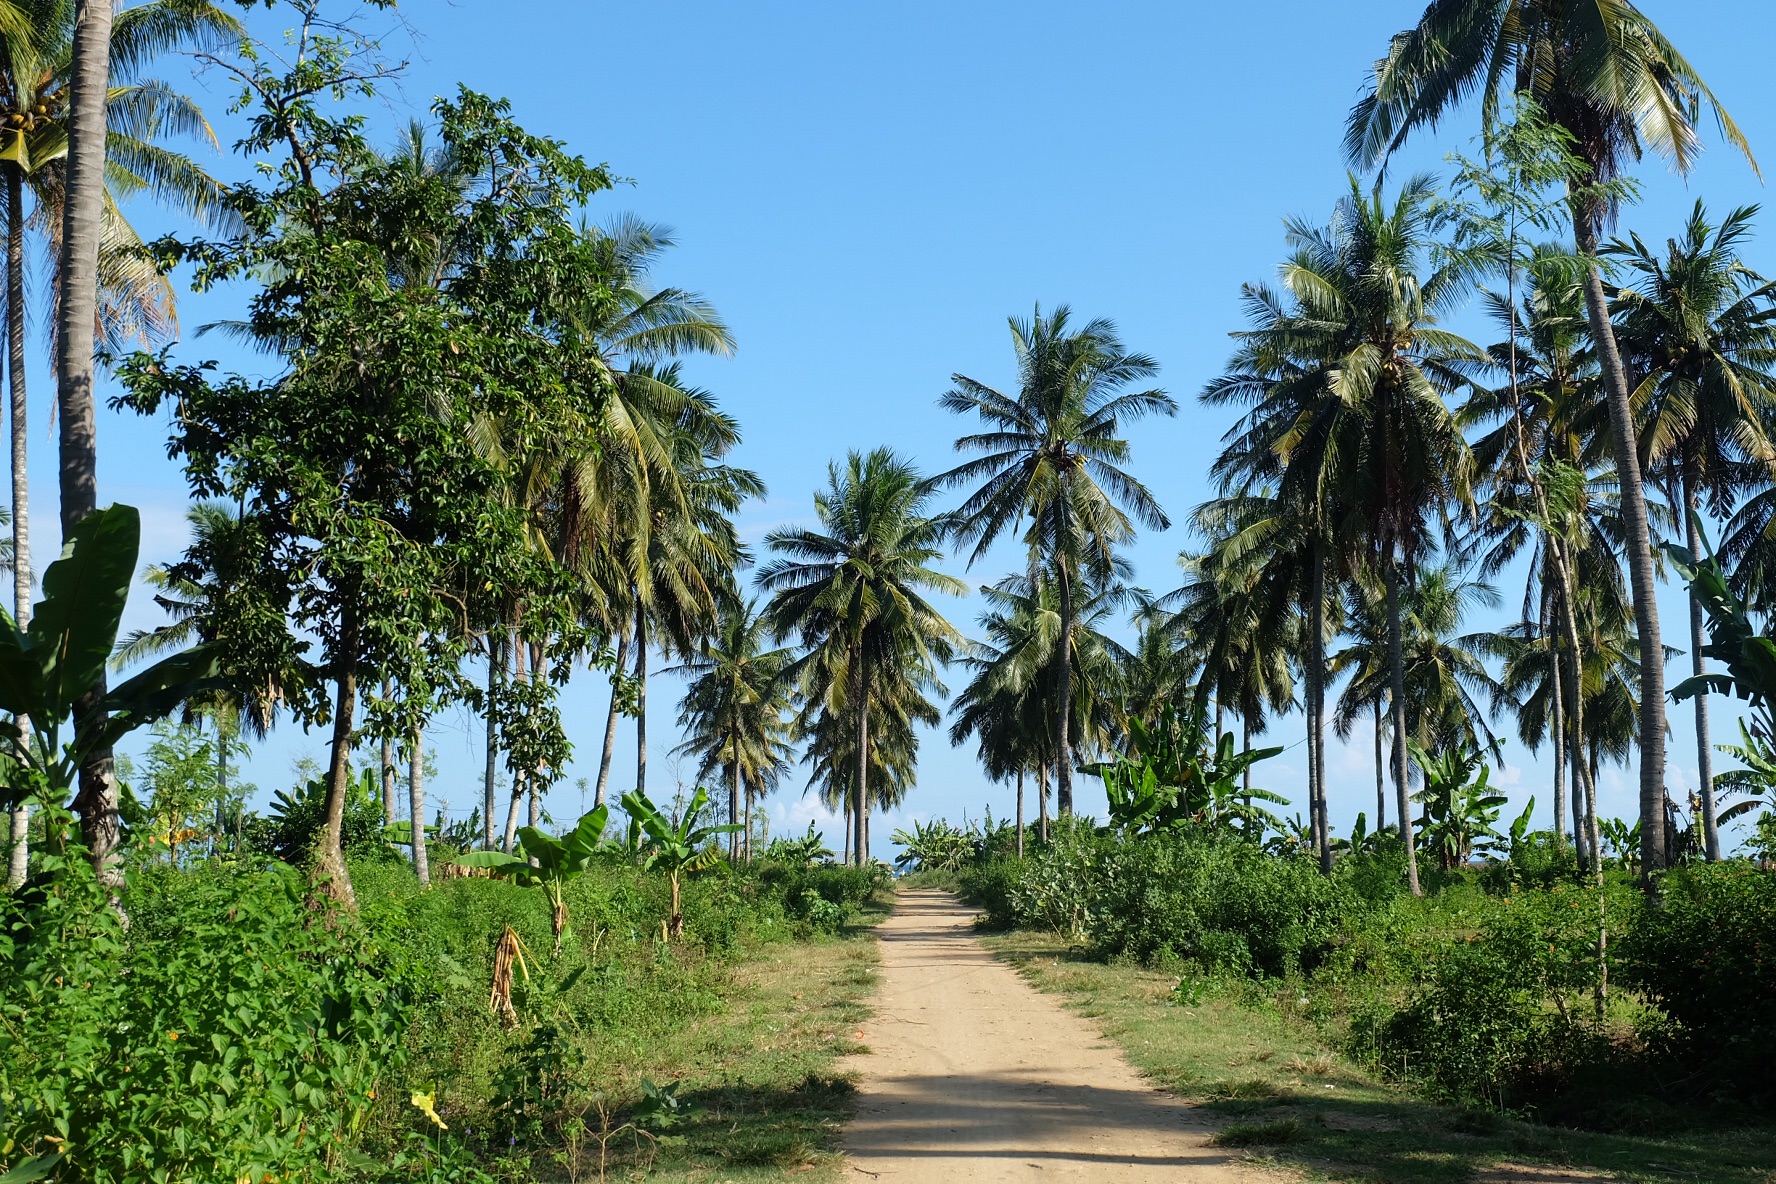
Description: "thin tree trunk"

(1385, 554), (1421, 896)
(1572, 723), (1588, 868)
(502, 773), (525, 853)
(1309, 543), (1331, 873)
(841, 798), (850, 865)
(482, 633), (500, 849)
(5, 167), (28, 890)
(409, 727), (429, 886)
(1038, 760), (1050, 843)
(318, 604), (360, 908)
(1683, 471), (1719, 860)
(635, 603), (648, 798)
(57, 0), (116, 889)
(380, 677), (397, 826)
(1054, 560), (1074, 816)
(1016, 768), (1025, 859)
(853, 648), (868, 866)
(526, 646), (541, 833)
(593, 628), (629, 808)
(730, 740), (741, 861)
(1551, 589), (1568, 850)
(744, 783), (754, 861)
(1574, 205), (1665, 879)
(1373, 698), (1386, 831)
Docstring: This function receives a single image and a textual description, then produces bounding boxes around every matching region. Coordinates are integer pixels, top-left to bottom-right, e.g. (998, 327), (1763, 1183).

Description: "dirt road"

(842, 889), (1265, 1182)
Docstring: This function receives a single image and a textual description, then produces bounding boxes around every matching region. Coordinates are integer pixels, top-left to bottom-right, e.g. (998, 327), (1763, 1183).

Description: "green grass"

(575, 894), (890, 1184)
(985, 930), (1776, 1184)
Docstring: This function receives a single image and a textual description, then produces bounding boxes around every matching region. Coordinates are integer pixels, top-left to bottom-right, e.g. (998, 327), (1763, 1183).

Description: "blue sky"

(63, 1), (1776, 856)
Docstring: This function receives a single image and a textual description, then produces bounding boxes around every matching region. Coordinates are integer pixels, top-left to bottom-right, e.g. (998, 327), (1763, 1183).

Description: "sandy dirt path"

(842, 889), (1266, 1182)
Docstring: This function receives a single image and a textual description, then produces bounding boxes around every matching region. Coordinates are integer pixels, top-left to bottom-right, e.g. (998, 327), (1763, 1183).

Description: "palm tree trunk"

(482, 633), (500, 849)
(1373, 698), (1385, 831)
(841, 798), (850, 865)
(635, 603), (648, 797)
(57, 0), (117, 890)
(593, 628), (630, 808)
(380, 677), (397, 826)
(1309, 542), (1331, 873)
(1038, 760), (1050, 843)
(1573, 202), (1666, 878)
(1016, 768), (1025, 858)
(1548, 583), (1567, 850)
(729, 740), (741, 861)
(1385, 554), (1421, 896)
(409, 727), (429, 886)
(853, 648), (868, 867)
(744, 783), (754, 861)
(1683, 469), (1720, 860)
(5, 166), (28, 891)
(502, 635), (528, 853)
(318, 602), (360, 908)
(1054, 561), (1074, 816)
(526, 644), (541, 832)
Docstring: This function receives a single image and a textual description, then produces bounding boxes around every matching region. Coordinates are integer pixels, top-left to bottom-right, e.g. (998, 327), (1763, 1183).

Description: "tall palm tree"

(1347, 0), (1758, 876)
(3, 0), (238, 884)
(938, 306), (1174, 814)
(950, 565), (1130, 849)
(760, 449), (963, 865)
(1609, 202), (1776, 860)
(1335, 564), (1502, 762)
(671, 598), (796, 859)
(558, 219), (737, 807)
(1206, 177), (1481, 895)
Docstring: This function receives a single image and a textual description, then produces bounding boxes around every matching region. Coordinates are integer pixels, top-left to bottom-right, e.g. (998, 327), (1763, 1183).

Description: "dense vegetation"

(5, 0), (1776, 1178)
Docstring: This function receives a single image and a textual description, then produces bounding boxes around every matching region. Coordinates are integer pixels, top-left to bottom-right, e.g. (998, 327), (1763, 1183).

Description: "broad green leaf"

(30, 504), (140, 719)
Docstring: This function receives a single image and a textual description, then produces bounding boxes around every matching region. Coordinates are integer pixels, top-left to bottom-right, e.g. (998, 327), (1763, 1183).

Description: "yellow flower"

(167, 1031), (181, 1041)
(410, 1090), (448, 1131)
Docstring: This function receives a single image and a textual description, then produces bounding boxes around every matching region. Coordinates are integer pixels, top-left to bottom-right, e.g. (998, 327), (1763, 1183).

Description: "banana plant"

(0, 504), (220, 815)
(1093, 700), (1283, 836)
(1669, 528), (1776, 739)
(453, 805), (610, 952)
(1409, 741), (1508, 870)
(620, 787), (739, 939)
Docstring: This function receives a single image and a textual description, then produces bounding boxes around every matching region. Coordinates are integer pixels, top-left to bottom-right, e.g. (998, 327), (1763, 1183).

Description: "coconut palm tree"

(1205, 177), (1482, 895)
(938, 306), (1175, 814)
(951, 567), (1130, 819)
(1609, 201), (1776, 860)
(670, 598), (796, 859)
(3, 0), (238, 883)
(1347, 0), (1758, 876)
(760, 449), (963, 865)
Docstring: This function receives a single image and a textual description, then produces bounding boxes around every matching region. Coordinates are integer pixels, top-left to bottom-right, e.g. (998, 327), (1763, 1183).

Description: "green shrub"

(0, 857), (417, 1183)
(1620, 862), (1776, 1094)
(959, 856), (1027, 930)
(1084, 830), (1347, 977)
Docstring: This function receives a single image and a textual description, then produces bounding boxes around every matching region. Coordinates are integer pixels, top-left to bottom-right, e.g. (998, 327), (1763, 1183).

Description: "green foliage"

(890, 818), (971, 873)
(760, 822), (833, 866)
(0, 851), (415, 1182)
(1670, 533), (1776, 740)
(245, 767), (392, 866)
(1094, 700), (1286, 837)
(451, 807), (612, 951)
(1620, 864), (1776, 1094)
(0, 505), (218, 813)
(621, 787), (741, 938)
(1409, 742), (1508, 870)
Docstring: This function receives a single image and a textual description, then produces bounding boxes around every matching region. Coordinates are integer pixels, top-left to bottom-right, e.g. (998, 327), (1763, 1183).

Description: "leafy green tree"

(117, 71), (616, 907)
(761, 449), (962, 864)
(1348, 0), (1759, 877)
(1610, 202), (1776, 860)
(670, 599), (796, 859)
(938, 306), (1175, 815)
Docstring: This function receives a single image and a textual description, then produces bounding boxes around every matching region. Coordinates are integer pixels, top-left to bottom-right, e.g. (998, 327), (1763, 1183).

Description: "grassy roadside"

(984, 929), (1776, 1184)
(601, 895), (889, 1183)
